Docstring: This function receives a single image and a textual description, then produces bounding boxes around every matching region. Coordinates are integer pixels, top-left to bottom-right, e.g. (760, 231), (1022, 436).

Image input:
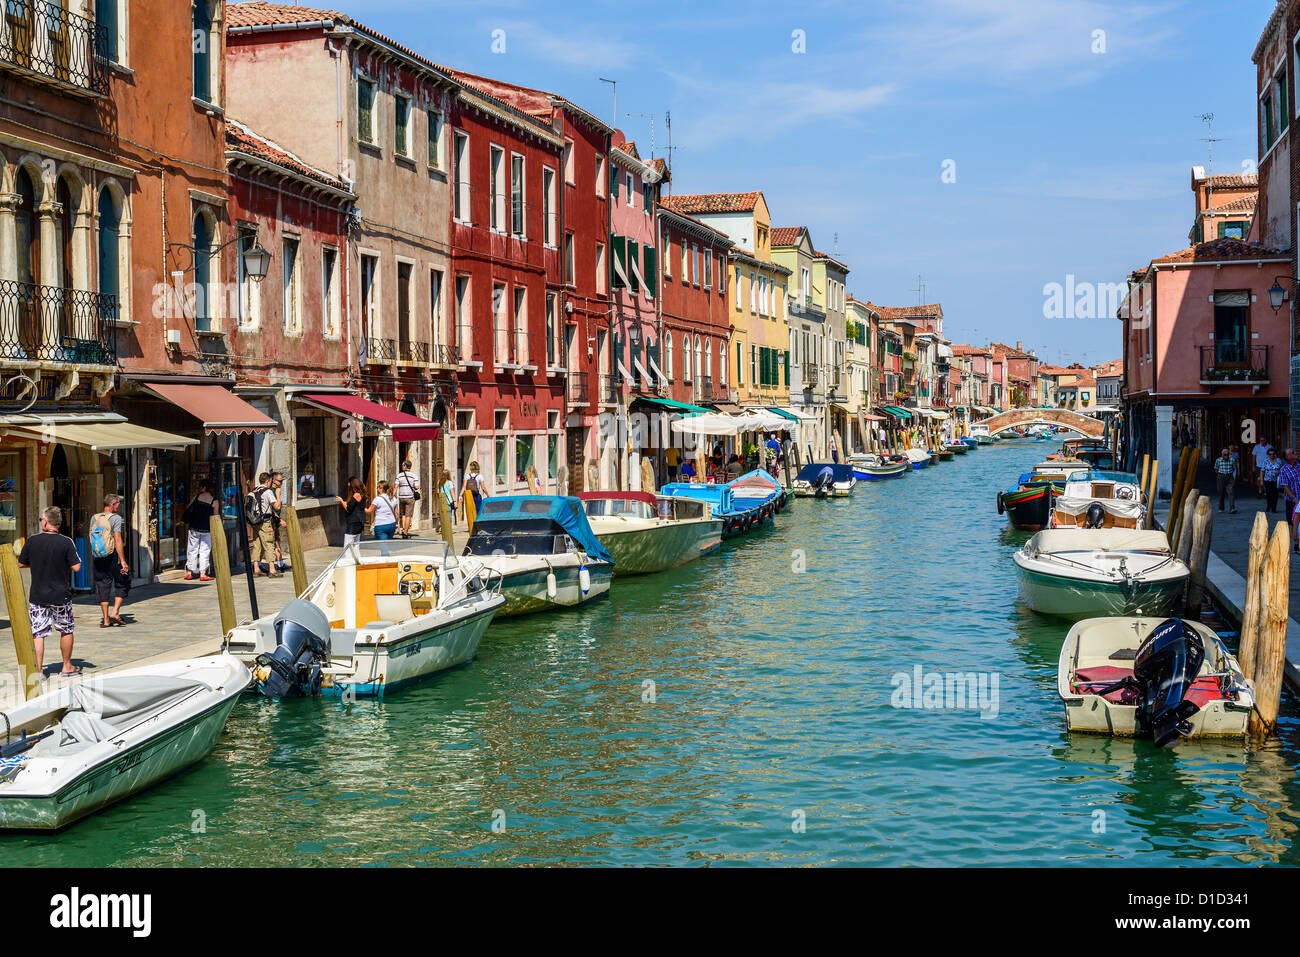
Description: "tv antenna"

(599, 77), (617, 128)
(1197, 112), (1223, 230)
(626, 112), (655, 157)
(913, 274), (927, 305)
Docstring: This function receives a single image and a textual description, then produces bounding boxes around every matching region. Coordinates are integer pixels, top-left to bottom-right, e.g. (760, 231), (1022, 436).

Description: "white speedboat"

(0, 655), (249, 830)
(969, 423), (994, 444)
(1014, 528), (1188, 620)
(847, 453), (908, 481)
(228, 539), (504, 698)
(1058, 616), (1253, 746)
(580, 491), (722, 575)
(1052, 476), (1145, 529)
(464, 495), (614, 617)
(792, 462), (857, 496)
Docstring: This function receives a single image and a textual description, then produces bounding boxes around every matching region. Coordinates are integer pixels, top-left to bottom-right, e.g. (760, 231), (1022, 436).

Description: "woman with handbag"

(396, 459), (421, 539)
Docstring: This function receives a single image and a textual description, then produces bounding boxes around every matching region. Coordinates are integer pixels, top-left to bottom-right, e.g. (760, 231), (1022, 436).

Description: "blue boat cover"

(796, 463), (854, 483)
(662, 469), (781, 517)
(1086, 470), (1140, 485)
(474, 495), (613, 564)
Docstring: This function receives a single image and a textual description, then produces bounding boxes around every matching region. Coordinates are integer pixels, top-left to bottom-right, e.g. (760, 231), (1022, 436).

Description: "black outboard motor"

(1134, 618), (1206, 748)
(1084, 502), (1106, 528)
(256, 598), (332, 698)
(812, 466), (836, 497)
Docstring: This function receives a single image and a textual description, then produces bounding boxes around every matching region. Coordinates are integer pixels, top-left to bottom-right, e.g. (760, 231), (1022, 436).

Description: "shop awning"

(631, 396), (713, 414)
(927, 410), (951, 421)
(3, 418), (197, 451)
(881, 406), (913, 420)
(766, 407), (800, 421)
(671, 410), (797, 436)
(633, 358), (654, 386)
(295, 392), (440, 441)
(647, 356), (669, 387)
(860, 413), (887, 422)
(142, 382), (277, 434)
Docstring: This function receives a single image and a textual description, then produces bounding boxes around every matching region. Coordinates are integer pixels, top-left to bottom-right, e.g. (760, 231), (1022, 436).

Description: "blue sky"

(329, 0), (1277, 365)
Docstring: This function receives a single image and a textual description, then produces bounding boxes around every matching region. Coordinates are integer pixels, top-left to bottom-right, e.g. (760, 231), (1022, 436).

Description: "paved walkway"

(0, 533), (466, 707)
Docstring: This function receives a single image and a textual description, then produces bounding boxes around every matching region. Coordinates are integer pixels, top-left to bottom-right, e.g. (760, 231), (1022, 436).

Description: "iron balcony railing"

(0, 280), (116, 365)
(567, 370), (589, 405)
(1199, 344), (1270, 384)
(0, 1), (110, 96)
(400, 340), (429, 364)
(598, 373), (616, 403)
(700, 376), (731, 403)
(429, 343), (458, 367)
(493, 326), (532, 368)
(802, 362), (819, 388)
(365, 337), (396, 363)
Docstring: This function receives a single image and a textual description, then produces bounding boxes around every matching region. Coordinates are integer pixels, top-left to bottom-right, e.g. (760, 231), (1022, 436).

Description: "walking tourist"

(1281, 450), (1300, 552)
(336, 477), (367, 546)
(665, 444), (680, 481)
(183, 480), (217, 581)
(396, 459), (420, 538)
(1252, 436), (1273, 496)
(371, 481), (400, 540)
(439, 468), (457, 526)
(89, 493), (131, 626)
(246, 472), (280, 577)
(1261, 448), (1283, 514)
(17, 506), (81, 677)
(1214, 448), (1237, 514)
(462, 461), (487, 511)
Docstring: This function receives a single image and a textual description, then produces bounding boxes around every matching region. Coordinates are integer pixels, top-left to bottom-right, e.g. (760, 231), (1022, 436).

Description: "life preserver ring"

(997, 491), (1005, 515)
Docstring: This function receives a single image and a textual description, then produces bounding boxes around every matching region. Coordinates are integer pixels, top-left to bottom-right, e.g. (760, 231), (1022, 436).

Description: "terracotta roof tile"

(226, 118), (351, 192)
(227, 2), (345, 27)
(660, 192), (763, 214)
(1210, 194), (1257, 214)
(1150, 237), (1284, 265)
(1207, 173), (1258, 188)
(874, 303), (944, 319)
(813, 249), (850, 272)
(769, 226), (803, 247)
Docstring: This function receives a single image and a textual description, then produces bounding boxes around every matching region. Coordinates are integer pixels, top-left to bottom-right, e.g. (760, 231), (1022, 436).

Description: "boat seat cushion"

(1073, 666), (1226, 707)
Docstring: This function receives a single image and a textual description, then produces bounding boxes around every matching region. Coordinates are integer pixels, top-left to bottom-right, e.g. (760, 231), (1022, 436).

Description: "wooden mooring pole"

(0, 544), (40, 699)
(437, 491), (455, 549)
(1236, 512), (1269, 682)
(1144, 458), (1159, 532)
(1184, 496), (1214, 612)
(281, 505), (309, 598)
(1175, 490), (1199, 566)
(207, 517), (237, 639)
(1167, 448), (1190, 541)
(1249, 521), (1290, 739)
(1139, 454), (1151, 503)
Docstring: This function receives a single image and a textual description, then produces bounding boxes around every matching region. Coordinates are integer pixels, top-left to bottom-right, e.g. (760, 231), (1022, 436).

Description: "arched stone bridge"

(974, 407), (1106, 438)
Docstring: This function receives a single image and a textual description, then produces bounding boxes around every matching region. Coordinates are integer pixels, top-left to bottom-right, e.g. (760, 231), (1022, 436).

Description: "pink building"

(1122, 238), (1289, 492)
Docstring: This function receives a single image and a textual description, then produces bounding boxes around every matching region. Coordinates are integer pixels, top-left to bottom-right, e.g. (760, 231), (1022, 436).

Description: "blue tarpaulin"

(474, 495), (613, 564)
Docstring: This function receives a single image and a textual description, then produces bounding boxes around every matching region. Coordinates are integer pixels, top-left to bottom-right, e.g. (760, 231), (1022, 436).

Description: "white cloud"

(482, 18), (648, 71)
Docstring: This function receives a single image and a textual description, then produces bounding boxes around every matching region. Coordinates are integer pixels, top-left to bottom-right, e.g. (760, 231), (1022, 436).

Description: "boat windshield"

(583, 498), (656, 519)
(347, 539), (451, 562)
(464, 519), (576, 556)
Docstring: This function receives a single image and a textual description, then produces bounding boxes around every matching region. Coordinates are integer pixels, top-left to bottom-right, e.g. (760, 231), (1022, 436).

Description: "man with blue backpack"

(89, 493), (130, 627)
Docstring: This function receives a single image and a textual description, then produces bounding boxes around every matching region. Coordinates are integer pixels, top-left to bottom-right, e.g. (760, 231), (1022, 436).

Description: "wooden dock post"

(0, 544), (40, 699)
(462, 488), (478, 536)
(1249, 521), (1291, 739)
(1184, 496), (1214, 612)
(1168, 448), (1190, 537)
(281, 505), (308, 598)
(1175, 490), (1199, 565)
(1139, 454), (1150, 502)
(1236, 511), (1269, 682)
(207, 517), (237, 639)
(437, 491), (455, 548)
(1144, 458), (1159, 531)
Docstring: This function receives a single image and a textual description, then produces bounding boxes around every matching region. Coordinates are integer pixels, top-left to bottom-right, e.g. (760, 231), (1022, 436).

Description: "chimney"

(1016, 340), (1023, 351)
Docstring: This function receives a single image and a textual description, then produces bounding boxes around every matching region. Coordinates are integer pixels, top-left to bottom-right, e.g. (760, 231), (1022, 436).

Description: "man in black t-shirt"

(17, 506), (83, 678)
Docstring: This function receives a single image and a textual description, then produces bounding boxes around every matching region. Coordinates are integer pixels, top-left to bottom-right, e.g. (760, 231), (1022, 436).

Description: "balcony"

(0, 2), (110, 97)
(598, 373), (616, 404)
(429, 343), (458, 369)
(0, 281), (116, 366)
(567, 370), (589, 406)
(493, 327), (533, 371)
(399, 340), (428, 365)
(788, 295), (825, 322)
(363, 337), (396, 366)
(699, 375), (729, 403)
(1200, 344), (1270, 393)
(801, 362), (819, 388)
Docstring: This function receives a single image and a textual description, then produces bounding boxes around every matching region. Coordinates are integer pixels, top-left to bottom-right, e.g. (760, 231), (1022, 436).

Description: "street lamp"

(241, 240), (272, 282)
(1268, 275), (1297, 313)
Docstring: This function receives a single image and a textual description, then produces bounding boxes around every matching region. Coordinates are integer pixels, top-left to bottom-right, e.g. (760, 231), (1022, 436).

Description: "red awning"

(296, 392), (440, 441)
(142, 383), (277, 434)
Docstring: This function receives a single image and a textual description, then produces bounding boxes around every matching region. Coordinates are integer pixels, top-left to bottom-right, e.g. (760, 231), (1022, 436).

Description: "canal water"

(7, 440), (1300, 866)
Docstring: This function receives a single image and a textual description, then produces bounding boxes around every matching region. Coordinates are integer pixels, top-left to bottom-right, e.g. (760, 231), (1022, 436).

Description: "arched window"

(98, 186), (122, 320)
(683, 333), (691, 380)
(193, 1), (216, 103)
(664, 331), (673, 380)
(15, 166), (38, 288)
(192, 210), (213, 331)
(694, 337), (702, 384)
(719, 342), (726, 384)
(703, 337), (711, 380)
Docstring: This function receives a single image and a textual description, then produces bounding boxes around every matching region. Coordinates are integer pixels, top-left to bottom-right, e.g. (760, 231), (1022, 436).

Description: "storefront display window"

(0, 451), (20, 546)
(494, 436), (508, 490)
(547, 434), (558, 480)
(296, 417), (327, 498)
(515, 435), (534, 484)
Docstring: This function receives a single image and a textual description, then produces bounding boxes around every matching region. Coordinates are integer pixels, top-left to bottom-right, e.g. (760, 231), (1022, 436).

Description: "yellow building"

(658, 192), (791, 412)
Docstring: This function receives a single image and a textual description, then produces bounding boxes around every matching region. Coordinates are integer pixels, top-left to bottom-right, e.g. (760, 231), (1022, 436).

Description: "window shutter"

(626, 240), (639, 293)
(644, 246), (657, 297)
(784, 350), (790, 386)
(611, 162), (619, 198)
(611, 234), (625, 289)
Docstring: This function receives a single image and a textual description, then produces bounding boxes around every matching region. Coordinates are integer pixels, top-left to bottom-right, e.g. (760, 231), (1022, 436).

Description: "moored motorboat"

(1058, 616), (1253, 746)
(1052, 476), (1145, 529)
(229, 539), (506, 696)
(960, 436), (979, 449)
(904, 447), (931, 469)
(462, 495), (613, 617)
(969, 424), (993, 444)
(943, 441), (968, 455)
(847, 452), (909, 480)
(0, 655), (249, 830)
(937, 448), (954, 461)
(1014, 528), (1189, 620)
(791, 462), (856, 496)
(663, 468), (787, 538)
(580, 491), (722, 575)
(997, 461), (1094, 530)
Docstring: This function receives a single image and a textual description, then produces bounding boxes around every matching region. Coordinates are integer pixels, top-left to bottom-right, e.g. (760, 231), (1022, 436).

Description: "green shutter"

(626, 240), (639, 293)
(751, 345), (756, 384)
(611, 234), (625, 289)
(610, 161), (619, 197)
(737, 342), (743, 384)
(644, 246), (657, 297)
(784, 350), (790, 386)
